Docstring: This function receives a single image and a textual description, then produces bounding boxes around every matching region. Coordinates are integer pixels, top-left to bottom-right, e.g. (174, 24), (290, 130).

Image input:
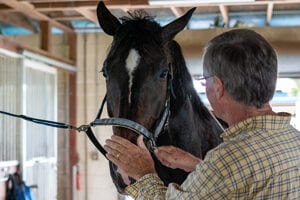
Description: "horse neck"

(165, 41), (222, 157)
(167, 40), (200, 117)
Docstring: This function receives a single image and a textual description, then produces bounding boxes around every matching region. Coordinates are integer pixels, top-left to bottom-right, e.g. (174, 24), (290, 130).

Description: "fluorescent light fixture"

(149, 0), (255, 5)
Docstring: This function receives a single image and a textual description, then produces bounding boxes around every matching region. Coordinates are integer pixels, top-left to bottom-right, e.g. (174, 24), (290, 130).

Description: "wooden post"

(68, 32), (78, 200)
(40, 21), (51, 52)
(68, 33), (77, 63)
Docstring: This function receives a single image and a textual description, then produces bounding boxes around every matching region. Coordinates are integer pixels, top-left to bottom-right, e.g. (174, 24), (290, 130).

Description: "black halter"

(82, 64), (174, 158)
(76, 63), (174, 157)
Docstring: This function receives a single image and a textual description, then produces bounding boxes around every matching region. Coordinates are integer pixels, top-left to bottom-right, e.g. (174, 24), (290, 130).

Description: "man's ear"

(214, 76), (224, 100)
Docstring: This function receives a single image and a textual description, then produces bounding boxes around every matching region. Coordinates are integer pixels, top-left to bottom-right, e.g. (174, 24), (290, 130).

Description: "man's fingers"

(111, 135), (134, 146)
(156, 145), (178, 153)
(137, 135), (147, 150)
(105, 138), (128, 152)
(155, 148), (175, 163)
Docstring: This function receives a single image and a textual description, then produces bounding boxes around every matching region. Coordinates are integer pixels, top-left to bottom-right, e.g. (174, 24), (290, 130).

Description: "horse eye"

(160, 69), (169, 79)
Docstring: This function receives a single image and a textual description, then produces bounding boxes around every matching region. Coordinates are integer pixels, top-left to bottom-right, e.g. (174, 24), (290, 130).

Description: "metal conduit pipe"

(83, 31), (88, 200)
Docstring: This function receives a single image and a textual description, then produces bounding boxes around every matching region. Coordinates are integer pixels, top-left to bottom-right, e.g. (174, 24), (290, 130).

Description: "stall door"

(22, 60), (58, 200)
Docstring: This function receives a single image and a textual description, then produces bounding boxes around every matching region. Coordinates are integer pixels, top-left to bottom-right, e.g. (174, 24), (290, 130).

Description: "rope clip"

(72, 124), (90, 132)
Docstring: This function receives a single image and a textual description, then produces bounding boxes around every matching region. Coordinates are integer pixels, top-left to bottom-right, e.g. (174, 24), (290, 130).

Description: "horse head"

(97, 1), (195, 145)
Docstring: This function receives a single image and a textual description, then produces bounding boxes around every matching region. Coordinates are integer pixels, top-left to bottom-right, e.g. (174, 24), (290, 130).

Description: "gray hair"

(203, 29), (278, 108)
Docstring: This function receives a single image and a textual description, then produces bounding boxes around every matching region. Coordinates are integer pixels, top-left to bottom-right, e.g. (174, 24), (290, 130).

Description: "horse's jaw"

(109, 162), (136, 194)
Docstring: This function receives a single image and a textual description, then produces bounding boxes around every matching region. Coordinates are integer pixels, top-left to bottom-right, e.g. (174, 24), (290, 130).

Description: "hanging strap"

(0, 110), (109, 158)
(85, 127), (107, 157)
(0, 110), (158, 158)
(0, 110), (75, 129)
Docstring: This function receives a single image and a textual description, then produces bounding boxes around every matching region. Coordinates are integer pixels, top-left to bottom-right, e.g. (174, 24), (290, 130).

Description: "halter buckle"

(147, 138), (157, 153)
(75, 124), (90, 132)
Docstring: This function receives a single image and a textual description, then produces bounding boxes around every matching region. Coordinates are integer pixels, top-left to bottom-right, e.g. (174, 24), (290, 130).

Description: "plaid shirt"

(125, 113), (300, 199)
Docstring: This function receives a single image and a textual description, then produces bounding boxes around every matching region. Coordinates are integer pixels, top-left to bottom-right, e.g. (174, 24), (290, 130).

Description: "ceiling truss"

(0, 0), (299, 65)
(0, 0), (299, 34)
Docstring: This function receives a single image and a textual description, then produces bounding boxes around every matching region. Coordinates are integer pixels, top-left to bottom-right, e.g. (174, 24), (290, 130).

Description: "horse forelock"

(121, 9), (154, 22)
(113, 11), (162, 47)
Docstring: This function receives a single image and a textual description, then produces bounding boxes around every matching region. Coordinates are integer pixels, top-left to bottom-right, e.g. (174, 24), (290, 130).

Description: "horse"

(96, 1), (225, 193)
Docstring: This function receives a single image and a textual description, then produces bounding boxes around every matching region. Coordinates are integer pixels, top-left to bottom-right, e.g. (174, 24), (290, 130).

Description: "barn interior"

(0, 0), (300, 199)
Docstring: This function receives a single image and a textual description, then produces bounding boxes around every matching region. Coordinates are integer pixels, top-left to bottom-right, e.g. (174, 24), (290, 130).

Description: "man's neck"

(224, 101), (275, 126)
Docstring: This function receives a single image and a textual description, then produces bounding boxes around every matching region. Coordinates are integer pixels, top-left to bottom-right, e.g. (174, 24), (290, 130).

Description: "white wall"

(175, 27), (300, 76)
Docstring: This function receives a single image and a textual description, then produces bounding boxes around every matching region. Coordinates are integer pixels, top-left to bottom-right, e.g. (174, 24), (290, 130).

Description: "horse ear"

(97, 1), (121, 36)
(162, 7), (196, 41)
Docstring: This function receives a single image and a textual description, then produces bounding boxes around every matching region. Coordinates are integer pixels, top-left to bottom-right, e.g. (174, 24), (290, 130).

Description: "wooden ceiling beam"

(219, 4), (229, 27)
(0, 1), (299, 13)
(0, 34), (75, 67)
(25, 0), (300, 12)
(0, 13), (37, 33)
(75, 8), (98, 23)
(266, 2), (274, 26)
(40, 21), (52, 51)
(170, 7), (184, 17)
(0, 0), (74, 33)
(53, 16), (86, 21)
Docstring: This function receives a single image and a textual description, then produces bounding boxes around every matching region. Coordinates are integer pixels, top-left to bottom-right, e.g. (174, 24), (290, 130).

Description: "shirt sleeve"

(125, 157), (232, 199)
(165, 160), (231, 199)
(125, 173), (167, 200)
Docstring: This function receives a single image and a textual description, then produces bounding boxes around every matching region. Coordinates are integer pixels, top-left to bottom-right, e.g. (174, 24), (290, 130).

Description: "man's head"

(203, 29), (278, 108)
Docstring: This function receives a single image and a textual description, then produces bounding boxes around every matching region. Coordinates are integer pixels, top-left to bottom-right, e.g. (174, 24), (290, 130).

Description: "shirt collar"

(221, 112), (292, 141)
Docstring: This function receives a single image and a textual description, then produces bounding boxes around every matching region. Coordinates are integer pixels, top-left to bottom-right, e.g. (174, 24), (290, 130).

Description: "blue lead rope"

(0, 110), (107, 157)
(0, 110), (159, 158)
(0, 110), (75, 129)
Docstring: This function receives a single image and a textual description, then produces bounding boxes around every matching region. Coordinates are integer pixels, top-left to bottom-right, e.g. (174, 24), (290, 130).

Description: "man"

(104, 29), (300, 199)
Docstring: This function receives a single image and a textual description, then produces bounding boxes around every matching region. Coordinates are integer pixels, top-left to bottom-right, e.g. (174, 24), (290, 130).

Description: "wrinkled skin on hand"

(154, 146), (201, 172)
(105, 135), (202, 185)
(104, 135), (156, 180)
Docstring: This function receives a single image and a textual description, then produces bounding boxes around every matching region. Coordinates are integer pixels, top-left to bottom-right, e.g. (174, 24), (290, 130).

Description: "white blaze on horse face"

(126, 49), (140, 104)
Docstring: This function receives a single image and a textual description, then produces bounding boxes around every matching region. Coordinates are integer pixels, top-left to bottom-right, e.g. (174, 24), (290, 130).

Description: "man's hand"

(154, 146), (201, 172)
(104, 135), (156, 180)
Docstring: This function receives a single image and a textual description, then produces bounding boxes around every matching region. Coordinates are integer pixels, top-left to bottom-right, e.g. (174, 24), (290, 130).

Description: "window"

(193, 77), (300, 131)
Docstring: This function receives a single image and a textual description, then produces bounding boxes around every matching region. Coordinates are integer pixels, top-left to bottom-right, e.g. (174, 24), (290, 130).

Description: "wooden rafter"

(0, 12), (37, 33)
(40, 21), (51, 51)
(170, 7), (184, 17)
(266, 2), (274, 26)
(0, 0), (74, 33)
(219, 4), (229, 27)
(75, 8), (98, 23)
(20, 0), (300, 12)
(0, 34), (75, 66)
(0, 0), (299, 31)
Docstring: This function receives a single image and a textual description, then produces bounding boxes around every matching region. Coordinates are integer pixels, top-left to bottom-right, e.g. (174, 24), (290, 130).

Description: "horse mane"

(168, 40), (223, 155)
(168, 41), (204, 115)
(121, 10), (154, 22)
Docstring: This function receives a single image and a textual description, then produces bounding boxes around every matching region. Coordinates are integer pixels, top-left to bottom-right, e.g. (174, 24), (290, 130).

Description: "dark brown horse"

(97, 1), (225, 193)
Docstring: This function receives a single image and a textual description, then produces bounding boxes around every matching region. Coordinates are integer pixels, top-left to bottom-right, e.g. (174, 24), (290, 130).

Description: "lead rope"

(0, 110), (108, 158)
(0, 93), (158, 159)
(0, 110), (76, 130)
(0, 95), (109, 159)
